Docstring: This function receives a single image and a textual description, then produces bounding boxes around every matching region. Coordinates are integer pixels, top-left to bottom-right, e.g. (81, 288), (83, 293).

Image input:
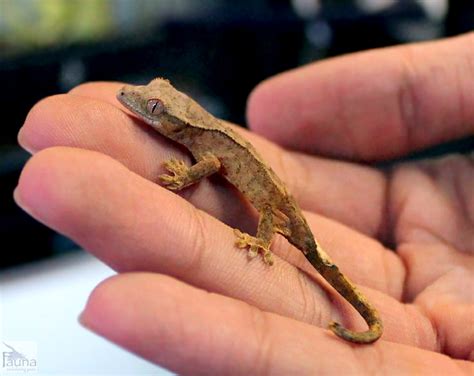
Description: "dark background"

(1, 0), (473, 269)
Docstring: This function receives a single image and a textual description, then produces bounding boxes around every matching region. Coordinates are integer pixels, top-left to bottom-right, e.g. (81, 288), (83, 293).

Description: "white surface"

(0, 251), (172, 375)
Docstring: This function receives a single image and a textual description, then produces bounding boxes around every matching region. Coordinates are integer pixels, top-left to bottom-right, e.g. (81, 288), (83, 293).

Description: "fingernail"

(13, 187), (33, 216)
(17, 127), (36, 154)
(13, 186), (23, 207)
(78, 310), (90, 328)
(78, 309), (97, 333)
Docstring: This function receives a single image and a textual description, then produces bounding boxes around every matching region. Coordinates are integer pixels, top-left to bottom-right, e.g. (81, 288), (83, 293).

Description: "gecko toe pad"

(233, 229), (274, 265)
(159, 159), (191, 190)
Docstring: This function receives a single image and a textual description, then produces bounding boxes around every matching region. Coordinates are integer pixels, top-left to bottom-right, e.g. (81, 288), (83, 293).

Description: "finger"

(80, 273), (473, 374)
(247, 33), (474, 161)
(19, 90), (175, 180)
(13, 147), (336, 325)
(14, 146), (401, 295)
(389, 156), (474, 360)
(391, 154), (474, 255)
(414, 268), (474, 360)
(19, 90), (256, 232)
(16, 147), (431, 348)
(390, 154), (474, 297)
(69, 80), (122, 103)
(20, 83), (388, 237)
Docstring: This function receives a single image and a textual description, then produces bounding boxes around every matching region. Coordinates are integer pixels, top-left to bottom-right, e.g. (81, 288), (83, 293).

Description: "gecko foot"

(234, 229), (274, 266)
(159, 158), (189, 190)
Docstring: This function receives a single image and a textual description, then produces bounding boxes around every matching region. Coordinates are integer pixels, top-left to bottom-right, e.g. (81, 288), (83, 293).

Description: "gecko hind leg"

(273, 208), (291, 237)
(234, 207), (275, 265)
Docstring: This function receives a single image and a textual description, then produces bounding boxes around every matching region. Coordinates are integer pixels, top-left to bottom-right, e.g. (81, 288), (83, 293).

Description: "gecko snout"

(117, 84), (135, 97)
(116, 88), (126, 100)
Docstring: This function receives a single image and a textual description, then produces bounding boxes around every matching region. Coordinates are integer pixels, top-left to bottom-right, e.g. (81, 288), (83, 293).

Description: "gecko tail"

(329, 319), (383, 344)
(286, 215), (383, 344)
(305, 247), (384, 344)
(320, 263), (384, 344)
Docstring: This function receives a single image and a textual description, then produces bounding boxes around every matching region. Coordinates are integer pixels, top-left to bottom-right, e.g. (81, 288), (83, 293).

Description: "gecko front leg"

(235, 207), (275, 265)
(160, 152), (221, 190)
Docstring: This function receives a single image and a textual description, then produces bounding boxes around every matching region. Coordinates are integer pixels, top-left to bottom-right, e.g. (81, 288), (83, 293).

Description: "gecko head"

(117, 79), (187, 134)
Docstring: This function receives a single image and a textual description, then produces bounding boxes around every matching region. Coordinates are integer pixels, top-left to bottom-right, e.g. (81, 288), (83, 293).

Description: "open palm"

(16, 33), (473, 374)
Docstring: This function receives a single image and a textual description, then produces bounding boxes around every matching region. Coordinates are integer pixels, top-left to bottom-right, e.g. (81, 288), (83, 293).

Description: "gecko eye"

(146, 99), (164, 115)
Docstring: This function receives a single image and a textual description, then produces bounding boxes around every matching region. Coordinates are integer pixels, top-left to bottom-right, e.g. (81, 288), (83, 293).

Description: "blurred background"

(1, 0), (473, 269)
(0, 1), (473, 374)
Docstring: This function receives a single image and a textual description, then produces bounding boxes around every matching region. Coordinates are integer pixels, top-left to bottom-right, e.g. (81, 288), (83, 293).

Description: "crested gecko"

(117, 78), (383, 344)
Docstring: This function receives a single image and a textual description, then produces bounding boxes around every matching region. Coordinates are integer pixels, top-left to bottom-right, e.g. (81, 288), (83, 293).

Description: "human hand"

(15, 33), (473, 374)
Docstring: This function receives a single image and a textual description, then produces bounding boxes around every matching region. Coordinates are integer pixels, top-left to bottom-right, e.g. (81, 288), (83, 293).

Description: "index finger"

(19, 82), (387, 236)
(247, 32), (474, 161)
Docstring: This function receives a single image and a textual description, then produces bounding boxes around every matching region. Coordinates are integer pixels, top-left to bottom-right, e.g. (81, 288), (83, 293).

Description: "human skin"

(15, 32), (474, 374)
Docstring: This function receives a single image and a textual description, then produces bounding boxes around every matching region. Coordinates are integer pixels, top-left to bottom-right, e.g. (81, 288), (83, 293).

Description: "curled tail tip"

(328, 321), (383, 344)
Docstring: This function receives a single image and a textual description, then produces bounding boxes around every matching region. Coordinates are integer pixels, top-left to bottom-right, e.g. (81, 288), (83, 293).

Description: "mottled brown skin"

(117, 78), (383, 344)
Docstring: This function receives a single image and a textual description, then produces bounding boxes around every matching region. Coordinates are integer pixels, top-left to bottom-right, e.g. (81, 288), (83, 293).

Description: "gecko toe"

(248, 245), (259, 259)
(233, 230), (274, 265)
(263, 250), (274, 265)
(163, 159), (188, 175)
(159, 173), (187, 190)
